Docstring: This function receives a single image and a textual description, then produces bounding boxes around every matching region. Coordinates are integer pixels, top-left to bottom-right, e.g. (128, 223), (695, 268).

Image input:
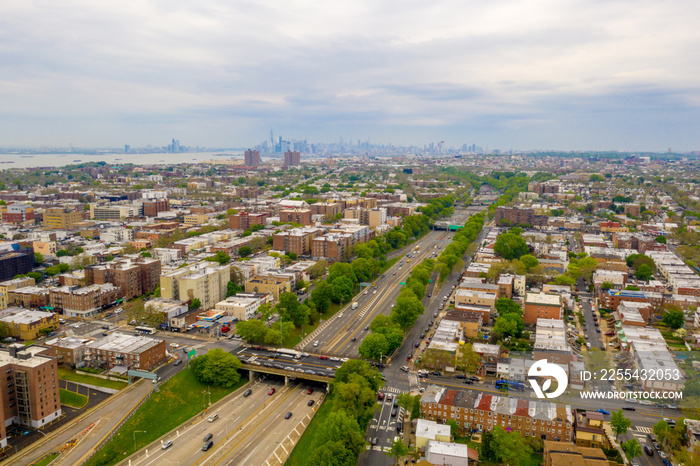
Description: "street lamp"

(133, 430), (146, 451)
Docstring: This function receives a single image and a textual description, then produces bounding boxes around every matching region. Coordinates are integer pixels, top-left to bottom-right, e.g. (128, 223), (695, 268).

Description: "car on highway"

(202, 440), (213, 451)
(319, 355), (328, 360)
(174, 359), (182, 366)
(268, 388), (276, 395)
(203, 433), (213, 442)
(622, 407), (635, 411)
(162, 440), (173, 450)
(285, 412), (293, 419)
(455, 374), (466, 379)
(351, 337), (357, 342)
(307, 388), (314, 395)
(313, 341), (319, 347)
(308, 399), (315, 406)
(596, 409), (610, 415)
(244, 389), (252, 397)
(208, 414), (219, 422)
(463, 379), (473, 384)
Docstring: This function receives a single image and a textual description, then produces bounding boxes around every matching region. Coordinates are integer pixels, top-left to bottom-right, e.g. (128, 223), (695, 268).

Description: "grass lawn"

(479, 452), (543, 466)
(58, 368), (128, 391)
(84, 369), (246, 466)
(31, 452), (59, 466)
(285, 397), (333, 466)
(60, 388), (88, 408)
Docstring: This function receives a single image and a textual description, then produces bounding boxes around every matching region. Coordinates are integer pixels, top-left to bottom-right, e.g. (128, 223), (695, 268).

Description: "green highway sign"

(399, 282), (406, 285)
(188, 349), (197, 359)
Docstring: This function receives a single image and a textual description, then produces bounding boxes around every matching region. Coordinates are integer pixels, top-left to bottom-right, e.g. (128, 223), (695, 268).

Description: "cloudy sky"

(1, 0), (700, 151)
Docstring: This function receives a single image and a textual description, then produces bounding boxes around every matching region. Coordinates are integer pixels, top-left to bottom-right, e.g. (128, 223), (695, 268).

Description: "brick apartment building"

(279, 208), (313, 226)
(311, 234), (349, 262)
(7, 287), (50, 309)
(283, 150), (300, 167)
(0, 345), (62, 443)
(272, 228), (321, 257)
(49, 284), (119, 318)
(494, 206), (547, 227)
(86, 257), (161, 300)
(310, 202), (342, 218)
(244, 149), (261, 166)
(420, 385), (573, 441)
(143, 198), (170, 217)
(84, 332), (166, 370)
(229, 212), (268, 230)
(2, 204), (35, 225)
(0, 277), (35, 310)
(523, 292), (563, 325)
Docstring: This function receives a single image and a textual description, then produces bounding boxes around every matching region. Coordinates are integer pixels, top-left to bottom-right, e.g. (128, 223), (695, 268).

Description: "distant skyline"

(2, 1), (700, 152)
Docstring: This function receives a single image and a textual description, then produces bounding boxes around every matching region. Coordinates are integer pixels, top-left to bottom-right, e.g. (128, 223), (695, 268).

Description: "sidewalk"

(4, 379), (152, 466)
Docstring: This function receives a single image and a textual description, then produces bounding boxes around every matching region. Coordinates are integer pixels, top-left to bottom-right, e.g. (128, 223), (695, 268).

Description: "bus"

(275, 348), (302, 359)
(495, 379), (525, 392)
(135, 326), (157, 335)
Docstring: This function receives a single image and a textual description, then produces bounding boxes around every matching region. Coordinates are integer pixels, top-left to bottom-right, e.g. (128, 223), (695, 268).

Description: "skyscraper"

(244, 149), (261, 166)
(284, 150), (300, 167)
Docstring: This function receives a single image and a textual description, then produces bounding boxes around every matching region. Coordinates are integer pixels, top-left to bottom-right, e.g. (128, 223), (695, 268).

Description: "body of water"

(0, 152), (280, 169)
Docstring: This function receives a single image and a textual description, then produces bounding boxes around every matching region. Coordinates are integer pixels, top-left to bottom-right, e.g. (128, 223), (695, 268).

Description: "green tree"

(621, 438), (642, 460)
(390, 293), (424, 330)
(386, 438), (409, 463)
(311, 280), (333, 313)
(610, 409), (631, 439)
(662, 309), (685, 329)
(190, 348), (241, 387)
(226, 280), (242, 297)
(493, 232), (529, 260)
(277, 292), (310, 328)
(306, 440), (355, 466)
(236, 320), (269, 343)
(655, 235), (667, 244)
(396, 392), (414, 412)
(635, 263), (652, 281)
(206, 251), (230, 265)
(495, 298), (522, 316)
(358, 333), (389, 360)
(315, 411), (365, 457)
(493, 313), (524, 339)
(601, 281), (614, 290)
(238, 246), (252, 257)
(520, 254), (539, 270)
(309, 260), (328, 280)
(34, 252), (43, 264)
(490, 425), (532, 466)
(330, 276), (354, 304)
(190, 298), (201, 309)
(455, 343), (480, 374)
(446, 419), (460, 437)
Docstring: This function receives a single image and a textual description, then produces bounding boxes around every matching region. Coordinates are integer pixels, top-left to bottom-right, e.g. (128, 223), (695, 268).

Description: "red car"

(268, 388), (276, 395)
(378, 392), (385, 400)
(307, 388), (314, 395)
(221, 326), (230, 333)
(319, 355), (328, 360)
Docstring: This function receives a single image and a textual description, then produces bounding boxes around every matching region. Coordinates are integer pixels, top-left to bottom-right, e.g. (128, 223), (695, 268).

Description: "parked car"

(430, 371), (441, 377)
(596, 409), (610, 415)
(644, 445), (654, 456)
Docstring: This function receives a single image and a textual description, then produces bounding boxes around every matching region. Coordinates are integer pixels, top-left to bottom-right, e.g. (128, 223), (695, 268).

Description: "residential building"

(598, 289), (649, 312)
(49, 284), (119, 318)
(311, 233), (350, 262)
(497, 274), (514, 298)
(2, 204), (35, 225)
(0, 309), (58, 340)
(43, 208), (83, 229)
(144, 298), (189, 328)
(573, 411), (610, 449)
(494, 206), (547, 227)
(543, 440), (620, 466)
(415, 419), (451, 449)
(244, 276), (291, 303)
(0, 244), (33, 281)
(90, 204), (136, 220)
(279, 208), (312, 226)
(533, 318), (573, 365)
(86, 257), (161, 300)
(272, 228), (321, 257)
(283, 150), (300, 167)
(229, 212), (268, 230)
(7, 286), (50, 309)
(420, 385), (573, 441)
(161, 262), (230, 311)
(0, 344), (62, 440)
(0, 277), (35, 310)
(32, 241), (57, 257)
(143, 199), (170, 217)
(183, 213), (209, 225)
(425, 441), (478, 466)
(523, 292), (562, 325)
(44, 337), (89, 366)
(244, 149), (261, 167)
(310, 202), (342, 219)
(84, 332), (166, 370)
(443, 310), (482, 339)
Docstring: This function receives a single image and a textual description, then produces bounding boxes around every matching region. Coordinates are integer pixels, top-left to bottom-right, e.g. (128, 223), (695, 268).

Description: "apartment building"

(2, 204), (35, 225)
(0, 277), (35, 310)
(85, 332), (166, 370)
(143, 199), (170, 218)
(283, 150), (300, 166)
(228, 212), (268, 230)
(244, 149), (261, 166)
(311, 233), (350, 262)
(0, 345), (62, 442)
(44, 337), (88, 366)
(86, 257), (161, 300)
(244, 276), (291, 303)
(160, 262), (230, 311)
(49, 284), (119, 318)
(310, 202), (342, 218)
(0, 244), (34, 281)
(494, 206), (547, 227)
(420, 385), (573, 441)
(7, 286), (50, 309)
(279, 208), (313, 226)
(43, 208), (83, 229)
(344, 207), (388, 228)
(90, 204), (136, 220)
(543, 441), (620, 466)
(523, 292), (562, 325)
(272, 227), (321, 257)
(0, 309), (58, 340)
(214, 292), (270, 321)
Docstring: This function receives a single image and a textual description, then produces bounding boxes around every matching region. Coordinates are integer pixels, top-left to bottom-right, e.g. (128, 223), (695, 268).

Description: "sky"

(1, 0), (700, 152)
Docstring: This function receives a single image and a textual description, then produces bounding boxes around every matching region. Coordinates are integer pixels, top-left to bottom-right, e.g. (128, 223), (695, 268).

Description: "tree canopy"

(190, 348), (242, 387)
(493, 232), (529, 260)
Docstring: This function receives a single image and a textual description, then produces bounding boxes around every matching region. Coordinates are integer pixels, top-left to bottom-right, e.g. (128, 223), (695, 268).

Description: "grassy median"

(285, 397), (334, 466)
(58, 368), (128, 391)
(84, 369), (245, 466)
(59, 388), (88, 408)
